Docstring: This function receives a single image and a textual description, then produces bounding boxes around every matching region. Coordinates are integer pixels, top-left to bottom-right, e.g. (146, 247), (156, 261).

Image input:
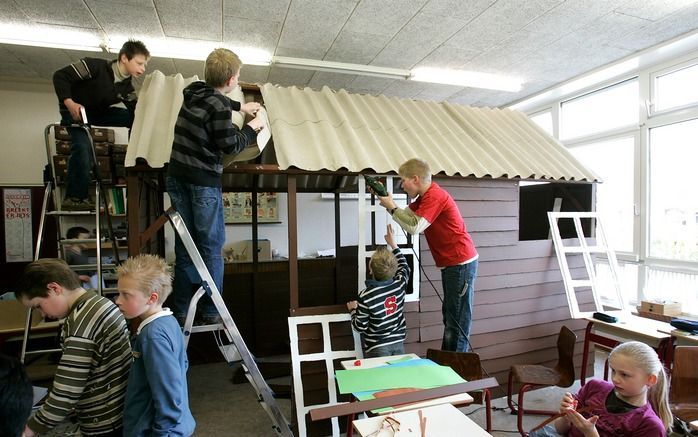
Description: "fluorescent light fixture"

(410, 67), (523, 92)
(0, 23), (103, 52)
(107, 36), (272, 66)
(273, 56), (410, 80)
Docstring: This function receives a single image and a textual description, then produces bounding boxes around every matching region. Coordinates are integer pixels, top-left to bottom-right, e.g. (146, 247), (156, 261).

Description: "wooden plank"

(469, 230), (518, 247)
(456, 200), (518, 217)
(467, 216), (519, 232)
(470, 319), (587, 349)
(445, 186), (519, 202)
(436, 177), (517, 190)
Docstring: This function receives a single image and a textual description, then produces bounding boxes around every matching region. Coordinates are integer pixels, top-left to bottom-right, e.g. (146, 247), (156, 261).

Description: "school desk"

(338, 354), (474, 437)
(352, 402), (492, 437)
(581, 314), (673, 384)
(0, 299), (59, 351)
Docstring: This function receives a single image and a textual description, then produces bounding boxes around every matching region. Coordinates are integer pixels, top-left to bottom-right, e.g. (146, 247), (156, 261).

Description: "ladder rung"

(186, 323), (223, 334)
(561, 246), (606, 253)
(69, 263), (118, 270)
(24, 348), (62, 356)
(60, 238), (100, 244)
(47, 210), (96, 216)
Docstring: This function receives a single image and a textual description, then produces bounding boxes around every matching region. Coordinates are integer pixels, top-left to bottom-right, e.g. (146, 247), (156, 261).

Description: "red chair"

(507, 326), (577, 436)
(426, 348), (492, 432)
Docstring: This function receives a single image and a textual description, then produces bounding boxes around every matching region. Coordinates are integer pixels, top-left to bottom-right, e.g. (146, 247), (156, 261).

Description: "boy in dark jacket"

(53, 39), (149, 211)
(166, 48), (264, 325)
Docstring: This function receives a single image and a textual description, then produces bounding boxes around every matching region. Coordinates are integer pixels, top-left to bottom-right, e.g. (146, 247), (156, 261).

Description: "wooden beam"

(288, 174), (299, 310)
(309, 377), (499, 421)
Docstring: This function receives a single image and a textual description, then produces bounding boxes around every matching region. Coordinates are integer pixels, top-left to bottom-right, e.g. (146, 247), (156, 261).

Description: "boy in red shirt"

(376, 158), (478, 352)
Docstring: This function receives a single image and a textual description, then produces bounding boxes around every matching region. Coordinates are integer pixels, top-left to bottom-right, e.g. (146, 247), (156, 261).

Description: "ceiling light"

(273, 56), (410, 80)
(0, 23), (103, 52)
(107, 36), (272, 66)
(410, 67), (523, 92)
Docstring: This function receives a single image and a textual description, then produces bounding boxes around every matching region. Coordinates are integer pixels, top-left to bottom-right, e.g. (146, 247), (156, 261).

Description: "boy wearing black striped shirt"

(347, 224), (411, 358)
(15, 259), (131, 437)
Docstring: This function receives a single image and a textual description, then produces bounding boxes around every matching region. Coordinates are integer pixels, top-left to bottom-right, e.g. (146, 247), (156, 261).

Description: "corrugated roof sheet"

(260, 84), (599, 182)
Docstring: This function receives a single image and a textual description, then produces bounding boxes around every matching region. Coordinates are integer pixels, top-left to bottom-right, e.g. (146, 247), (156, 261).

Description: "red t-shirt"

(408, 182), (477, 267)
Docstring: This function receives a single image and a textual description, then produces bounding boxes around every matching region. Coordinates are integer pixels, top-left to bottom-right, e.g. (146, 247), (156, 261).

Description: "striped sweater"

(29, 291), (132, 436)
(350, 249), (410, 353)
(167, 81), (257, 188)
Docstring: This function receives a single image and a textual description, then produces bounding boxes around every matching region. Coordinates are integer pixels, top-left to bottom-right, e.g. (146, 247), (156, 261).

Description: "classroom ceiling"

(1, 0), (697, 108)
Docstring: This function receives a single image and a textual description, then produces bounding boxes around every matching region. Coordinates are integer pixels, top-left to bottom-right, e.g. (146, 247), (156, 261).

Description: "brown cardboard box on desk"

(638, 299), (682, 322)
(225, 240), (272, 262)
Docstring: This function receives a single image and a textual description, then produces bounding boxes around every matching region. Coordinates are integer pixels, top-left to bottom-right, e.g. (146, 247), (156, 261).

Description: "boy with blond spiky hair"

(347, 224), (411, 358)
(115, 254), (195, 436)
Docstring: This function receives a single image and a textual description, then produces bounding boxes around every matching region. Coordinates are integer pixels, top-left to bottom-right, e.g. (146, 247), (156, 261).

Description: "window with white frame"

(648, 118), (698, 262)
(568, 136), (636, 253)
(560, 79), (639, 140)
(653, 61), (698, 113)
(529, 110), (553, 135)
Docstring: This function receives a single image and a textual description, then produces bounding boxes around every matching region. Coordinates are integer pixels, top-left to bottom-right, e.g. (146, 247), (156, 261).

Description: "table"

(581, 314), (673, 384)
(340, 354), (473, 437)
(352, 403), (491, 436)
(0, 299), (59, 350)
(661, 328), (698, 347)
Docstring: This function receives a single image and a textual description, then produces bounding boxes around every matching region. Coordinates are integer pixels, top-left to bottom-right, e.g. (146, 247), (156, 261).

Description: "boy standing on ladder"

(166, 48), (264, 325)
(53, 40), (149, 211)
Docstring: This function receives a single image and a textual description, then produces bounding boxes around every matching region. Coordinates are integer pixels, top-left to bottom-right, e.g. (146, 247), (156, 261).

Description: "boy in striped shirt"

(347, 224), (411, 358)
(15, 259), (131, 437)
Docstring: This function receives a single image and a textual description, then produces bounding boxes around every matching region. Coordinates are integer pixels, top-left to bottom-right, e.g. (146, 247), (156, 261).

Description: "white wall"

(0, 80), (62, 186)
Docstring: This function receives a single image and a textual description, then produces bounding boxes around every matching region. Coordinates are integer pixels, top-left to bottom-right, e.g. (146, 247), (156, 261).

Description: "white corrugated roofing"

(260, 84), (599, 182)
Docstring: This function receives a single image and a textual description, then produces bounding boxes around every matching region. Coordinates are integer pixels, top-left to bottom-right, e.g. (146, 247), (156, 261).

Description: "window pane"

(570, 137), (635, 252)
(529, 111), (553, 136)
(649, 118), (698, 261)
(655, 62), (698, 112)
(561, 79), (639, 140)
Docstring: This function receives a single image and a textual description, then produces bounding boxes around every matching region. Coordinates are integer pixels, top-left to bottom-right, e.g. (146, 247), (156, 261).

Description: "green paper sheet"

(335, 364), (465, 394)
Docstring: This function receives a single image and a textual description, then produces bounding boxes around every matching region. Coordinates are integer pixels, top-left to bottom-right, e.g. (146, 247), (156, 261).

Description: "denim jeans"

(365, 342), (405, 358)
(61, 107), (132, 199)
(166, 177), (224, 318)
(440, 259), (478, 352)
(528, 425), (561, 437)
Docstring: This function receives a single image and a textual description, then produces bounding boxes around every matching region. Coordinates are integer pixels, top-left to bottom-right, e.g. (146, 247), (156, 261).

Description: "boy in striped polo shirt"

(347, 224), (411, 358)
(15, 259), (131, 437)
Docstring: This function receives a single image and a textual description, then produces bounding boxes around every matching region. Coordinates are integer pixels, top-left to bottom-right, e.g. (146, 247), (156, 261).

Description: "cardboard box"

(639, 300), (682, 316)
(90, 127), (115, 144)
(55, 140), (71, 155)
(244, 239), (272, 261)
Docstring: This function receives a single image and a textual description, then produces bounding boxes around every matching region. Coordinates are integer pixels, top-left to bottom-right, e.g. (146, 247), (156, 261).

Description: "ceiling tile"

(342, 0), (427, 36)
(87, 0), (164, 39)
(614, 0), (697, 22)
(5, 45), (75, 79)
(324, 30), (392, 64)
(172, 58), (204, 79)
(380, 79), (426, 99)
(13, 0), (98, 28)
(155, 0), (222, 41)
(413, 83), (463, 102)
(307, 71), (358, 92)
(416, 45), (480, 69)
(0, 62), (40, 78)
(371, 12), (467, 69)
(0, 1), (28, 21)
(143, 57), (177, 76)
(610, 2), (698, 52)
(344, 76), (394, 95)
(277, 0), (356, 58)
(239, 64), (270, 85)
(223, 0), (290, 22)
(420, 0), (497, 22)
(267, 66), (314, 87)
(223, 16), (281, 53)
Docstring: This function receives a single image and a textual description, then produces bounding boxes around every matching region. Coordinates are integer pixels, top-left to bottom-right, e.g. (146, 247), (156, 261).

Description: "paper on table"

(335, 363), (465, 394)
(223, 107), (271, 166)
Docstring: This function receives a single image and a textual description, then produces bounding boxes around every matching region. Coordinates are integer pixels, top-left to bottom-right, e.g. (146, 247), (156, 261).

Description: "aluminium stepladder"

(166, 208), (293, 437)
(20, 122), (122, 364)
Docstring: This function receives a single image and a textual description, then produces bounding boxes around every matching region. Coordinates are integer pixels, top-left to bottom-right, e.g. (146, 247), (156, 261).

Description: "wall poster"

(223, 192), (279, 224)
(4, 188), (33, 262)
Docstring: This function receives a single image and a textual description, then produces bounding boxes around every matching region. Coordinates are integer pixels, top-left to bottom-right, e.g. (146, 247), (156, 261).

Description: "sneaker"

(62, 197), (95, 211)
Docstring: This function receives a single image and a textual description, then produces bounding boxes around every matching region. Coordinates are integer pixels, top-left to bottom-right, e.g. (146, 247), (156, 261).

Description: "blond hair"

(398, 158), (432, 183)
(204, 48), (241, 88)
(609, 341), (672, 430)
(370, 246), (398, 281)
(117, 254), (172, 304)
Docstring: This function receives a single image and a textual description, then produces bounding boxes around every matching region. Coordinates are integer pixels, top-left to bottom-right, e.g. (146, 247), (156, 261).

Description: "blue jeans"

(166, 177), (224, 318)
(61, 108), (132, 199)
(441, 260), (478, 352)
(528, 425), (561, 436)
(365, 342), (405, 358)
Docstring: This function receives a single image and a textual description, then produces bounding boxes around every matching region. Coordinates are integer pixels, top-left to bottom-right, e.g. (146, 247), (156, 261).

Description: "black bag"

(669, 417), (698, 437)
(670, 318), (698, 334)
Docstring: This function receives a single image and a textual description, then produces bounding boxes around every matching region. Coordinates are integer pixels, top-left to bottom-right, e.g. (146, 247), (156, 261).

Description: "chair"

(507, 325), (577, 436)
(426, 349), (492, 432)
(670, 346), (698, 424)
